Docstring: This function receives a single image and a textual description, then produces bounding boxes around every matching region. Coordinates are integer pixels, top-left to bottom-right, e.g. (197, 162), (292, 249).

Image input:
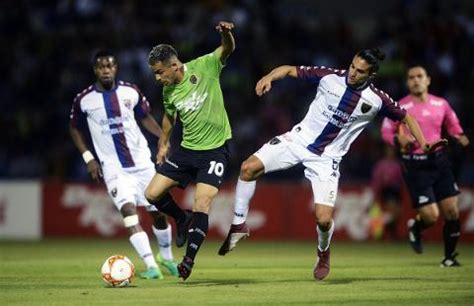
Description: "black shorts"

(156, 142), (230, 189)
(401, 152), (460, 209)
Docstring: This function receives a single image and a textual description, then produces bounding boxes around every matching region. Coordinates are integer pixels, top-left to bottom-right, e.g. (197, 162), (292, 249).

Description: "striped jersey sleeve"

(370, 85), (406, 121)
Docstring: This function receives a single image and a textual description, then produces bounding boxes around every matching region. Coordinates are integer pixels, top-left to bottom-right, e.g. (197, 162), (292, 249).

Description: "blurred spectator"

(370, 145), (403, 240)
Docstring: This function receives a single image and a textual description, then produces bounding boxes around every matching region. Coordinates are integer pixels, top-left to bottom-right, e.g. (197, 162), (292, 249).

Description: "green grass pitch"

(1, 239), (473, 305)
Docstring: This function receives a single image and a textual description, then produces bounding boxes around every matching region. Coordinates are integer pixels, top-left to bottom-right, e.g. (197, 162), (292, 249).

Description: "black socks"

(150, 193), (186, 223)
(185, 212), (209, 261)
(443, 219), (461, 258)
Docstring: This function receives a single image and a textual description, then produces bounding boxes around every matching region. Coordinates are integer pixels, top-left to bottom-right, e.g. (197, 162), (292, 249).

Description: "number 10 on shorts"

(208, 161), (224, 176)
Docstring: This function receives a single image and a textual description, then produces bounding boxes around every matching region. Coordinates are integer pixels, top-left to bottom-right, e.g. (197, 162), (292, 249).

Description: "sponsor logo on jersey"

(190, 75), (198, 84)
(111, 188), (118, 198)
(175, 91), (208, 113)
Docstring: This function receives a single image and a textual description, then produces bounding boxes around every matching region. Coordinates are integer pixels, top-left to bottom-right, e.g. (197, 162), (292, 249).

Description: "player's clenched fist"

(87, 160), (103, 183)
(255, 77), (272, 97)
(216, 21), (234, 33)
(156, 143), (170, 165)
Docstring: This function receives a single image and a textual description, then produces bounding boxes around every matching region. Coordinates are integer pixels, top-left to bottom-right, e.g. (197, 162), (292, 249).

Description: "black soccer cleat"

(407, 218), (423, 254)
(440, 252), (461, 267)
(176, 210), (193, 248)
(218, 222), (250, 256)
(177, 256), (194, 280)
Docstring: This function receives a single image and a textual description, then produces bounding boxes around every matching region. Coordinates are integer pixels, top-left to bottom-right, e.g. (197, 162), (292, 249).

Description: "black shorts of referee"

(400, 150), (460, 209)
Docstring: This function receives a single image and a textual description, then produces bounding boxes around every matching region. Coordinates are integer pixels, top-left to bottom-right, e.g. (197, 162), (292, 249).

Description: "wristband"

(82, 150), (95, 164)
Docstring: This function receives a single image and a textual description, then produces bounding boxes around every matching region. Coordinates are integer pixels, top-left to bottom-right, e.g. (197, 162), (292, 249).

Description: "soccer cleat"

(139, 266), (164, 280)
(156, 254), (179, 276)
(313, 248), (330, 280)
(218, 222), (250, 256)
(177, 256), (194, 281)
(407, 218), (423, 254)
(176, 210), (193, 248)
(440, 252), (461, 267)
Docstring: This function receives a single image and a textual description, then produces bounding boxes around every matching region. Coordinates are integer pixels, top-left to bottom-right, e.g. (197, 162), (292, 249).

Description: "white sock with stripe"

(129, 231), (158, 269)
(317, 221), (335, 252)
(232, 178), (256, 225)
(152, 225), (173, 261)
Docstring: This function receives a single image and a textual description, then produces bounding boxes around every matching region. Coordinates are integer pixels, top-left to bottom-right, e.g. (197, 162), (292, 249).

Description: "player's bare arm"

(215, 21), (235, 64)
(69, 123), (103, 182)
(140, 113), (162, 138)
(157, 112), (176, 165)
(395, 124), (415, 152)
(255, 65), (297, 96)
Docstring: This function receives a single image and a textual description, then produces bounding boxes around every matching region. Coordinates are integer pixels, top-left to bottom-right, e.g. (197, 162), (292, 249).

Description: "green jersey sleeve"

(162, 88), (176, 116)
(193, 49), (224, 78)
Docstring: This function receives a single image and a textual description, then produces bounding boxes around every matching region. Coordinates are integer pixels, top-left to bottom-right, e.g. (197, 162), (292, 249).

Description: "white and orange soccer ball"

(101, 255), (135, 287)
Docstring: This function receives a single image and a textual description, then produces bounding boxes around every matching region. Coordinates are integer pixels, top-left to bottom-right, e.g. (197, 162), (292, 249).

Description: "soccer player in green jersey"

(145, 21), (235, 280)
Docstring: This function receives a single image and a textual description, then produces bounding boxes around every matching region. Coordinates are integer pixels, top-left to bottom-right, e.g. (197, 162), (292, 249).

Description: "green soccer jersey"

(162, 49), (232, 150)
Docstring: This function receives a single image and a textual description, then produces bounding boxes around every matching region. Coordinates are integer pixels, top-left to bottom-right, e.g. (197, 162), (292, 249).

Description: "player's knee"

(421, 211), (439, 226)
(144, 185), (161, 202)
(120, 203), (137, 217)
(444, 207), (459, 220)
(194, 195), (213, 213)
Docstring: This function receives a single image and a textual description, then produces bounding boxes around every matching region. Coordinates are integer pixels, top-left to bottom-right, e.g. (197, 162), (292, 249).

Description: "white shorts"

(102, 164), (157, 211)
(254, 132), (340, 206)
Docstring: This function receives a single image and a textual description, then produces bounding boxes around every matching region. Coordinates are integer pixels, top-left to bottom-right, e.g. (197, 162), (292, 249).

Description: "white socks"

(152, 225), (173, 261)
(129, 231), (158, 269)
(232, 178), (256, 225)
(317, 220), (335, 252)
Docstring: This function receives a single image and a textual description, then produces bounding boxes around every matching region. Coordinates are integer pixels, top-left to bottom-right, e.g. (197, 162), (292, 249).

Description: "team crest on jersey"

(361, 102), (372, 113)
(111, 188), (118, 198)
(190, 75), (198, 84)
(123, 99), (132, 109)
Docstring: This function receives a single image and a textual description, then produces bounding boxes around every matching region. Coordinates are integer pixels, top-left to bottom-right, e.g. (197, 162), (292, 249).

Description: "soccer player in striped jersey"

(219, 48), (440, 281)
(70, 50), (179, 279)
(381, 65), (470, 267)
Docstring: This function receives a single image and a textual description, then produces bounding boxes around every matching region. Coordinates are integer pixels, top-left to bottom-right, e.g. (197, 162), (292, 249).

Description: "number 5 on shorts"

(208, 161), (224, 176)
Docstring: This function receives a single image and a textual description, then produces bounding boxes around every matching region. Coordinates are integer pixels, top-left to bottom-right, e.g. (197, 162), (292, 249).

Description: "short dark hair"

(91, 49), (116, 66)
(356, 48), (385, 73)
(148, 44), (178, 66)
(406, 64), (430, 76)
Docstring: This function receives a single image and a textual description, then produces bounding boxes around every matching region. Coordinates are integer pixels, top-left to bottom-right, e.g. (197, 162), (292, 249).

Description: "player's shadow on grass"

(324, 276), (440, 285)
(179, 278), (313, 287)
(179, 278), (260, 287)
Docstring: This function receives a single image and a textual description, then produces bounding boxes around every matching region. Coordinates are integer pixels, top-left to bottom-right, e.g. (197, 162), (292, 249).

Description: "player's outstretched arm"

(69, 124), (103, 182)
(156, 112), (176, 165)
(255, 65), (297, 96)
(215, 21), (235, 64)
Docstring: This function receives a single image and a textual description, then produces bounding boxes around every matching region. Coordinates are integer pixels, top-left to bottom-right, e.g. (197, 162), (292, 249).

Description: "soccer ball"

(101, 255), (135, 287)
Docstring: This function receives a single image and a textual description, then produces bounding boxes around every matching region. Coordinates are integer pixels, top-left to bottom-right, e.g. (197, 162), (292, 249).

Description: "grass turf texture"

(1, 240), (473, 305)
